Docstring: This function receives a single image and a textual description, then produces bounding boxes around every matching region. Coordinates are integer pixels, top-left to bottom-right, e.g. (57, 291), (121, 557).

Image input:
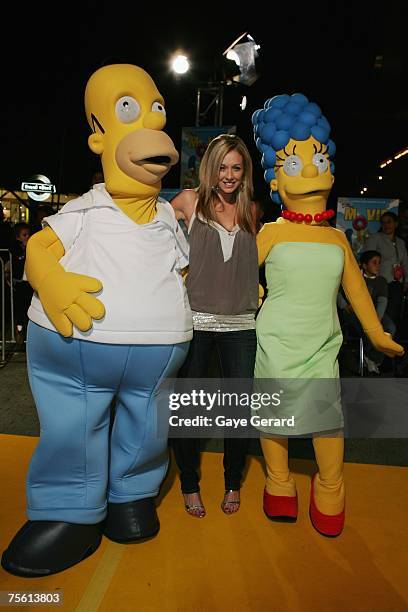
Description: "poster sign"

(159, 188), (189, 239)
(336, 197), (399, 258)
(180, 126), (236, 189)
(159, 188), (180, 202)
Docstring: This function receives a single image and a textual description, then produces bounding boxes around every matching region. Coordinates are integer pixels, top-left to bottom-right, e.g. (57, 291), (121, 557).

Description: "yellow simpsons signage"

(337, 197), (399, 258)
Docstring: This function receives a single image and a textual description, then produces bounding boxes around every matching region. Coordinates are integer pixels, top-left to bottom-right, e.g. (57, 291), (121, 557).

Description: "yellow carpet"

(0, 434), (408, 611)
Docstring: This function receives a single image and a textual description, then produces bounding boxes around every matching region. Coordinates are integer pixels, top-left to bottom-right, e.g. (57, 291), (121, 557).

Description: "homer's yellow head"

(85, 64), (179, 197)
(252, 93), (336, 218)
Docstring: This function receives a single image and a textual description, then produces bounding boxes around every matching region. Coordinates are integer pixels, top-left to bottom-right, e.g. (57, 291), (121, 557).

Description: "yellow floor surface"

(0, 434), (407, 611)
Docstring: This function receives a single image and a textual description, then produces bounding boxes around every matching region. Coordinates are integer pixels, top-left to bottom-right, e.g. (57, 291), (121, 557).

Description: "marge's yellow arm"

(256, 223), (279, 266)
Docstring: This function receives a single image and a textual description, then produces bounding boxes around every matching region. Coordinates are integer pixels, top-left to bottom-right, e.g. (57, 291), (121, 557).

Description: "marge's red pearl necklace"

(281, 209), (335, 223)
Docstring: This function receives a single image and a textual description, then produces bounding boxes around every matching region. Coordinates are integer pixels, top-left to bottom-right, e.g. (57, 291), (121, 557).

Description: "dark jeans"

(172, 329), (257, 493)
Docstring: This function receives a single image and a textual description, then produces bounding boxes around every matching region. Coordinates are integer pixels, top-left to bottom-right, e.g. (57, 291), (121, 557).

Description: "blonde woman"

(171, 134), (258, 517)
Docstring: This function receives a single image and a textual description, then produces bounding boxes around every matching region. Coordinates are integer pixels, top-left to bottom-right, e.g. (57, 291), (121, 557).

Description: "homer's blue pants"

(26, 322), (189, 524)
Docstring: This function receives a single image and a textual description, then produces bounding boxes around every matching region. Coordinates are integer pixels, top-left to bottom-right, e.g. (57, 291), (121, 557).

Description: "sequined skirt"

(192, 311), (256, 332)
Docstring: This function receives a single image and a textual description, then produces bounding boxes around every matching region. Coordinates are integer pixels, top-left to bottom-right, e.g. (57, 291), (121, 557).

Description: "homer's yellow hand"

(367, 329), (404, 358)
(26, 227), (105, 337)
(38, 270), (105, 337)
(258, 284), (265, 307)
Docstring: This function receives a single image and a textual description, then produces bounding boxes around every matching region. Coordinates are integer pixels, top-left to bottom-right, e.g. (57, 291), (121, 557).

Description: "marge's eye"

(283, 155), (303, 176)
(115, 96), (141, 123)
(312, 153), (329, 174)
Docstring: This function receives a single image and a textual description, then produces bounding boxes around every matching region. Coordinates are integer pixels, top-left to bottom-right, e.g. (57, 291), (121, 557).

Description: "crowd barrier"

(0, 249), (15, 363)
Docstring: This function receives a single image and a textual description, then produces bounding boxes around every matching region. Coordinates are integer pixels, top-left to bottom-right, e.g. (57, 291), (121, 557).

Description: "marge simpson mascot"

(1, 64), (192, 576)
(252, 94), (403, 537)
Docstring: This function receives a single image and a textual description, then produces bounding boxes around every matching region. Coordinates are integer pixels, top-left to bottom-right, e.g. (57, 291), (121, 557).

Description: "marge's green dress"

(254, 241), (344, 435)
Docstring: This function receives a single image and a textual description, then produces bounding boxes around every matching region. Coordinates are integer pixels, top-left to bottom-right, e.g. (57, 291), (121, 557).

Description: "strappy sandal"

(221, 489), (240, 514)
(183, 492), (206, 518)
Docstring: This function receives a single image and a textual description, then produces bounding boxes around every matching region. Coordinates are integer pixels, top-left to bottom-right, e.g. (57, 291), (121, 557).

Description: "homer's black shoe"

(104, 498), (159, 543)
(1, 520), (103, 577)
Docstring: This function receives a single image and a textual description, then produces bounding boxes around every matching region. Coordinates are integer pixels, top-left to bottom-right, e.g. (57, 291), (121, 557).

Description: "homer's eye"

(115, 96), (140, 123)
(151, 101), (166, 116)
(312, 153), (329, 174)
(283, 155), (303, 176)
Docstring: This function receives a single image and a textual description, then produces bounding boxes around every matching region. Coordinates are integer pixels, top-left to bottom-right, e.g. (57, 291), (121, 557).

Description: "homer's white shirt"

(28, 184), (193, 344)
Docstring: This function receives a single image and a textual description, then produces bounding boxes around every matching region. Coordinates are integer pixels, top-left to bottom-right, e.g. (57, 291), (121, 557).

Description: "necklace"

(281, 209), (335, 224)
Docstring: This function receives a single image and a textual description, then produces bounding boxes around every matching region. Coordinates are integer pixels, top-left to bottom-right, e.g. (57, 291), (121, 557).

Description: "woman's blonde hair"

(196, 134), (255, 234)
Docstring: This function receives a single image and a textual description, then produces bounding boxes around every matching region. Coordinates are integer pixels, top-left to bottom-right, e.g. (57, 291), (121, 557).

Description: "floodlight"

(223, 33), (260, 86)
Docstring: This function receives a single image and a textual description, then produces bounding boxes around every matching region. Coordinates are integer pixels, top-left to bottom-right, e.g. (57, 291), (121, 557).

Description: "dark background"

(1, 2), (407, 207)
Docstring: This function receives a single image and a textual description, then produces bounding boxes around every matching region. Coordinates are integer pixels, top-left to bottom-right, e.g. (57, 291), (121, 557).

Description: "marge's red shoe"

(309, 474), (345, 537)
(263, 488), (298, 522)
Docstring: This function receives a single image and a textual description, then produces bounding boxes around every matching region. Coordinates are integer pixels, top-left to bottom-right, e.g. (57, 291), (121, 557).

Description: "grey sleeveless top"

(186, 213), (259, 317)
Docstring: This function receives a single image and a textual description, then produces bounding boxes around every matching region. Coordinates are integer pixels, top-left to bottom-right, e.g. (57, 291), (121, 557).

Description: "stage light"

(171, 54), (190, 75)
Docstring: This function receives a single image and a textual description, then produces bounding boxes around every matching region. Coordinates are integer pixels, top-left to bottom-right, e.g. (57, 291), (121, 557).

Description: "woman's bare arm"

(170, 189), (197, 226)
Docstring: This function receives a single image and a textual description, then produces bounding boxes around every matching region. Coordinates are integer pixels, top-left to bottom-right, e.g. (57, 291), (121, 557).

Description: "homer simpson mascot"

(1, 64), (192, 576)
(252, 93), (403, 537)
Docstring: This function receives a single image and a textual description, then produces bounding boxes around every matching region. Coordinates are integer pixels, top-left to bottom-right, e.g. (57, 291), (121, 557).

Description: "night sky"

(1, 3), (406, 206)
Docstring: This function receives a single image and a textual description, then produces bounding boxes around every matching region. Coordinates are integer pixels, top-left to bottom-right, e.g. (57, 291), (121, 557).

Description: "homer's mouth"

(115, 128), (179, 185)
(141, 156), (171, 164)
(131, 155), (172, 167)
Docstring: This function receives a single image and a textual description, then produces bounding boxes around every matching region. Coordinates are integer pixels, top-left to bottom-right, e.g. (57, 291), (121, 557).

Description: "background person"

(363, 211), (408, 339)
(338, 250), (395, 374)
(7, 223), (33, 346)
